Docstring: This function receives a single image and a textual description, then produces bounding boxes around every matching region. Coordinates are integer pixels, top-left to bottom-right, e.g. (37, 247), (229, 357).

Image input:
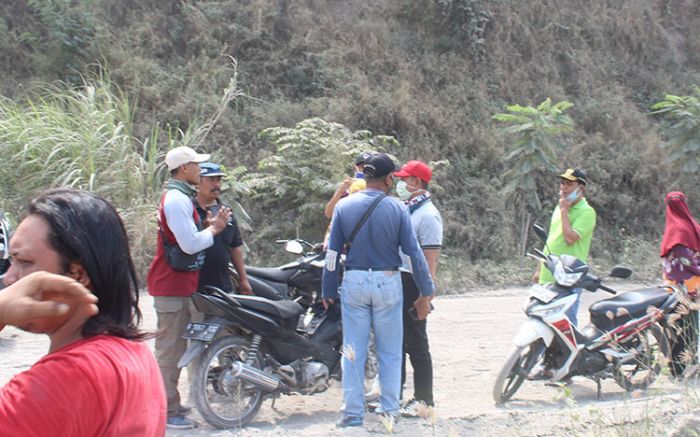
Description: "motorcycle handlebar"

(598, 283), (617, 294)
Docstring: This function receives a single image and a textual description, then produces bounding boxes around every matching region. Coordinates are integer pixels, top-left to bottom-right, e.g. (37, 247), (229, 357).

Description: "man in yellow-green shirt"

(532, 168), (596, 326)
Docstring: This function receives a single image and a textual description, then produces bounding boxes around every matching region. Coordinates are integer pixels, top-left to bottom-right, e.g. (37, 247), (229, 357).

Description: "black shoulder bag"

(345, 194), (386, 253)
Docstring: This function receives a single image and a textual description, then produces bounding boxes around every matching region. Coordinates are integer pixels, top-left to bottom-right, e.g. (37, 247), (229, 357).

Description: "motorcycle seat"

(246, 266), (296, 283)
(233, 295), (304, 320)
(589, 287), (670, 331)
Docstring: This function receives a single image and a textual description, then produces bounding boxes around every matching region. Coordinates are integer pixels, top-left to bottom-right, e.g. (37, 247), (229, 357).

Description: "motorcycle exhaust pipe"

(230, 361), (281, 392)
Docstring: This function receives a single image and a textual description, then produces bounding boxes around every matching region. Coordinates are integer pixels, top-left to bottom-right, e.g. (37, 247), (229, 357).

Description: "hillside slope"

(1, 0), (698, 265)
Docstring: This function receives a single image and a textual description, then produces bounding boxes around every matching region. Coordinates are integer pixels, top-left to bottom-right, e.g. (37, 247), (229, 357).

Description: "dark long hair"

(28, 189), (145, 339)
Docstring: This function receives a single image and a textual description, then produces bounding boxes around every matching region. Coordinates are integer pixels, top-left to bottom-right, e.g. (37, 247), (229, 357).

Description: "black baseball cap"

(559, 168), (588, 186)
(355, 152), (373, 165)
(363, 153), (399, 178)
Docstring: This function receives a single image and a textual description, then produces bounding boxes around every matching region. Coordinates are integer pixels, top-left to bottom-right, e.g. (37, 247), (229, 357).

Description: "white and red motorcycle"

(493, 225), (677, 404)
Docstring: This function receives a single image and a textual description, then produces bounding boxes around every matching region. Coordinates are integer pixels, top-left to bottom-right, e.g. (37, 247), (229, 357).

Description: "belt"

(345, 267), (398, 271)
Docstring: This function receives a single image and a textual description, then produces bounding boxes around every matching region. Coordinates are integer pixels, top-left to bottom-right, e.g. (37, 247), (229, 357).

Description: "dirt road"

(1, 283), (697, 436)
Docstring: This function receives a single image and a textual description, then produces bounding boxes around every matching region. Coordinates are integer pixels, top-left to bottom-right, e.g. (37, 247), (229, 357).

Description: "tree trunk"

(519, 206), (531, 257)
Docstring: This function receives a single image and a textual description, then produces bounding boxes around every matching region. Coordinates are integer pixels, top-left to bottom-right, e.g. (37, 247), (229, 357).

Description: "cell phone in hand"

(408, 303), (435, 321)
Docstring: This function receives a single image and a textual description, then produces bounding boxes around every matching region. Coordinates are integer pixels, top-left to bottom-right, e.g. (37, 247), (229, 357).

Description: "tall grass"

(0, 62), (245, 281)
(0, 74), (166, 277)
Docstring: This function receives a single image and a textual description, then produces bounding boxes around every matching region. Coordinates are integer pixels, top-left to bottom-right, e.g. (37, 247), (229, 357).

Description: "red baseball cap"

(394, 160), (432, 183)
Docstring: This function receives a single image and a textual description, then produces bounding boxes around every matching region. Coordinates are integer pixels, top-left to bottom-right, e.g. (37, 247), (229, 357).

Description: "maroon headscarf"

(660, 191), (700, 257)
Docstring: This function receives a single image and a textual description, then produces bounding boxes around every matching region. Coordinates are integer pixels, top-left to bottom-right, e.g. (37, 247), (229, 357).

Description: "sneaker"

(336, 415), (363, 428)
(166, 415), (197, 429)
(400, 399), (430, 418)
(366, 400), (380, 413)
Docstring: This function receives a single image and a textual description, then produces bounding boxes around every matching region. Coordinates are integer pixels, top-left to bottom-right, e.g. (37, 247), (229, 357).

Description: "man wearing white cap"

(147, 146), (232, 429)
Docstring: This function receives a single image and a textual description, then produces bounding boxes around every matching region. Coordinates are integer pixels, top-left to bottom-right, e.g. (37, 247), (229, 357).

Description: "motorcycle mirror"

(285, 240), (304, 254)
(609, 266), (632, 279)
(532, 224), (548, 243)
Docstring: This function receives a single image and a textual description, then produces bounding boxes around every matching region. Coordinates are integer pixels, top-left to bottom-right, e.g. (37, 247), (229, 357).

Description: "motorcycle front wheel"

(192, 336), (265, 429)
(613, 323), (669, 392)
(493, 340), (545, 405)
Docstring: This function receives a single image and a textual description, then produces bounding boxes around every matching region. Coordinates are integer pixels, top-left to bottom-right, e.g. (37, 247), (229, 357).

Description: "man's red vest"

(147, 191), (202, 297)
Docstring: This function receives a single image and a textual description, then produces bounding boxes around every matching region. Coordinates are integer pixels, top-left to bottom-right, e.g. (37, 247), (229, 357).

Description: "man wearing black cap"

(322, 153), (435, 428)
(533, 168), (597, 326)
(323, 152), (372, 219)
(196, 162), (252, 295)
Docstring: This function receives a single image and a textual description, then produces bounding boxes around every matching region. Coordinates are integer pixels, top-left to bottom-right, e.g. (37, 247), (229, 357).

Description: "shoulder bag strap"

(345, 194), (386, 251)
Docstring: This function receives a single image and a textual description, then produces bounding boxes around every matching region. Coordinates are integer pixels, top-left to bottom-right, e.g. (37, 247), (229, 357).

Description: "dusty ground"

(2, 282), (699, 436)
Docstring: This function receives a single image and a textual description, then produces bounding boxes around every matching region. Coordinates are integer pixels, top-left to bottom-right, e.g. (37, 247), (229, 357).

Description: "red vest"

(147, 191), (202, 297)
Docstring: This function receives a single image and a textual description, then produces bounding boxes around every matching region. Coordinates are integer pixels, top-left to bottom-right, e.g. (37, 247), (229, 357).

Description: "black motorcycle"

(228, 239), (326, 308)
(178, 240), (377, 428)
(179, 286), (346, 428)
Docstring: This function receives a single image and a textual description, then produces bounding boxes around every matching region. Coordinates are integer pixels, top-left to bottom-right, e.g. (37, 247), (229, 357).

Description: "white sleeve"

(163, 191), (214, 254)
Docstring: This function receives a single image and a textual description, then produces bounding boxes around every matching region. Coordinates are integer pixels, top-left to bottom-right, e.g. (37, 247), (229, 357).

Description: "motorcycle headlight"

(553, 259), (583, 287)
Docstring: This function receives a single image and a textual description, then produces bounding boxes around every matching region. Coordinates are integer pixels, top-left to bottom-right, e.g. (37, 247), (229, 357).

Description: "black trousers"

(400, 272), (434, 405)
(670, 310), (699, 377)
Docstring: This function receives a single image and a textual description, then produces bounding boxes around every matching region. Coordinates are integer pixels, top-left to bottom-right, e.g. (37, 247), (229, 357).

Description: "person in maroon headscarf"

(661, 191), (700, 377)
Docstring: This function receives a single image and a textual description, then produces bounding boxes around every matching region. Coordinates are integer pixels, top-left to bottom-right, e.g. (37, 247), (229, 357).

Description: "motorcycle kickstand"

(595, 377), (602, 400)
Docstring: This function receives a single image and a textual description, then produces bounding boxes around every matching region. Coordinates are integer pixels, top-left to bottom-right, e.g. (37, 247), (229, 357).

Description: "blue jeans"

(566, 288), (583, 326)
(340, 269), (403, 419)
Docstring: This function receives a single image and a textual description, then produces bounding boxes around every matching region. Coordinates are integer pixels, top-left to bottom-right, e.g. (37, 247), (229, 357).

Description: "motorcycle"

(228, 239), (378, 396)
(179, 285), (348, 428)
(228, 239), (326, 308)
(493, 224), (677, 404)
(178, 240), (377, 428)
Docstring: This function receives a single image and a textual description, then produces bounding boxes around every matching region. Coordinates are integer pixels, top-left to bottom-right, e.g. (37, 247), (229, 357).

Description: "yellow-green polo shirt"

(539, 197), (597, 285)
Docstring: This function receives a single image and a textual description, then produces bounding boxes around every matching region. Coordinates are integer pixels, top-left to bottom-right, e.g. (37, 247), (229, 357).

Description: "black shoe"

(400, 399), (431, 418)
(336, 416), (363, 428)
(177, 404), (192, 415)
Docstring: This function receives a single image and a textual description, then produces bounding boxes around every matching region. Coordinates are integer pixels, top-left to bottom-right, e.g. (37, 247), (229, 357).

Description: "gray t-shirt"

(400, 199), (443, 273)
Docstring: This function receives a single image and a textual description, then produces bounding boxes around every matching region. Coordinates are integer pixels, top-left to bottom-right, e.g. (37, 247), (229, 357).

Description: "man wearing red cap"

(393, 160), (443, 417)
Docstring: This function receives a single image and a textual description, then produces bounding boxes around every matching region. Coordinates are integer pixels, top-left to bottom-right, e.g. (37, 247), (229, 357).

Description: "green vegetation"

(494, 98), (575, 255)
(651, 87), (700, 178)
(0, 0), (699, 288)
(246, 117), (399, 238)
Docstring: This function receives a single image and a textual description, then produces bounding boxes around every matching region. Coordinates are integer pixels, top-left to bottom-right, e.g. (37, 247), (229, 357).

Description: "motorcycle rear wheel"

(493, 340), (545, 405)
(613, 324), (669, 392)
(192, 336), (264, 429)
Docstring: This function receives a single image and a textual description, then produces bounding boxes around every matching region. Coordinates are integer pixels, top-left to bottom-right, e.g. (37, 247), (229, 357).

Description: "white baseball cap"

(165, 146), (211, 171)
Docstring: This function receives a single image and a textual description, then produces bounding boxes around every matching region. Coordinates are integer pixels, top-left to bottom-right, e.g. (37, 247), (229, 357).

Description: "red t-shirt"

(0, 335), (166, 437)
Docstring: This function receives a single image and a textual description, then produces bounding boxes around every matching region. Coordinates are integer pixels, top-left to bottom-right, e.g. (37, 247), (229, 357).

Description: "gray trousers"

(153, 296), (201, 416)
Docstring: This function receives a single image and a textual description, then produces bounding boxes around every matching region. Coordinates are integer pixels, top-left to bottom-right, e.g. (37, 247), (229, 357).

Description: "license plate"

(182, 322), (220, 341)
(528, 284), (558, 303)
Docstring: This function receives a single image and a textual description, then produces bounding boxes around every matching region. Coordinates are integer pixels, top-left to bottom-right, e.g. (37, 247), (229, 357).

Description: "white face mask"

(396, 180), (413, 200)
(565, 188), (581, 203)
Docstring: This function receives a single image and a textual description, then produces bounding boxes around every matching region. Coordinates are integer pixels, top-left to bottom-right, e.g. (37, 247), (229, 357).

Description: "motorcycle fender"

(513, 318), (554, 348)
(177, 340), (206, 368)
